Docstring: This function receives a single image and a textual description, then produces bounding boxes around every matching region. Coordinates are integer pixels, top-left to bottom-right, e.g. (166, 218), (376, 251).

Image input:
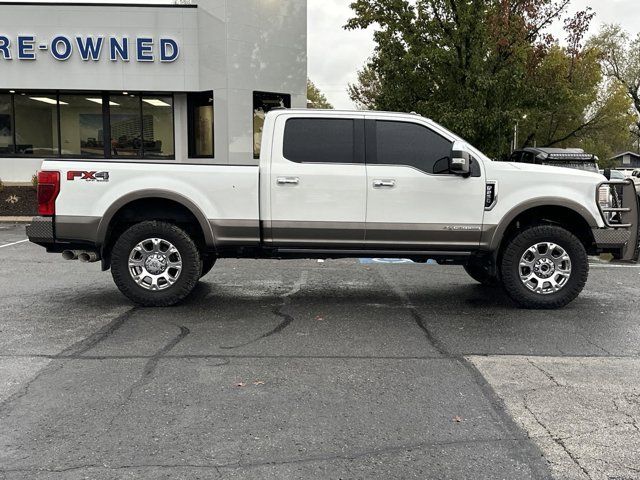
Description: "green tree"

(307, 79), (334, 109)
(345, 0), (626, 159)
(591, 24), (640, 153)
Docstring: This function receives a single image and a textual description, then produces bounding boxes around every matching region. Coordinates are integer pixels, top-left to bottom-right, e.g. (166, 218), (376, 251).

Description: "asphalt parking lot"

(1, 222), (640, 480)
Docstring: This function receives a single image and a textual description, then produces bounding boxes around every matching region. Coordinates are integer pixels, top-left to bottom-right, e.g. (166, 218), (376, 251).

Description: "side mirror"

(604, 168), (612, 180)
(449, 150), (471, 176)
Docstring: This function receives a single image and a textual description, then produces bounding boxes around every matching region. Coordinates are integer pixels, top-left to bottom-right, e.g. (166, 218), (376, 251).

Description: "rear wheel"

(111, 221), (202, 307)
(500, 225), (588, 309)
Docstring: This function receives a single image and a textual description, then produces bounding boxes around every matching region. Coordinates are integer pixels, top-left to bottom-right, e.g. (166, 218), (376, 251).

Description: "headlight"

(598, 185), (612, 209)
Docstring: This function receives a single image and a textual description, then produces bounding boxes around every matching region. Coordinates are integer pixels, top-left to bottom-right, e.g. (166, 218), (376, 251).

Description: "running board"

(275, 248), (472, 257)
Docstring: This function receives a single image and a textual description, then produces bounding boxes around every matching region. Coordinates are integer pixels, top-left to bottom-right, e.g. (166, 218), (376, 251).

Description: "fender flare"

(96, 189), (216, 248)
(485, 197), (600, 252)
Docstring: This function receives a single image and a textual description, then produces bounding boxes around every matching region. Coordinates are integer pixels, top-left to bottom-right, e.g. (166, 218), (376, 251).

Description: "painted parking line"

(0, 239), (28, 249)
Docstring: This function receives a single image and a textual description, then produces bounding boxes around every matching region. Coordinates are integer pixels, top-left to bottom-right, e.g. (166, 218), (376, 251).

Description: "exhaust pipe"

(78, 251), (100, 263)
(62, 250), (81, 261)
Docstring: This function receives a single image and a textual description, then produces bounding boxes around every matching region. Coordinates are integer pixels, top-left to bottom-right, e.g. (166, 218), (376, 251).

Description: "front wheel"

(500, 225), (588, 309)
(111, 221), (202, 307)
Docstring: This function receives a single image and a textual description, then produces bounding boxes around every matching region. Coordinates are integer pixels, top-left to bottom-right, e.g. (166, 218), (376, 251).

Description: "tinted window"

(283, 118), (355, 163)
(375, 121), (452, 174)
(188, 91), (214, 158)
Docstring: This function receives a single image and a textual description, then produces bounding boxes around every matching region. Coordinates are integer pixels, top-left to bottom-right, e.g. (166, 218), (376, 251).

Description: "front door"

(365, 119), (485, 250)
(267, 114), (367, 247)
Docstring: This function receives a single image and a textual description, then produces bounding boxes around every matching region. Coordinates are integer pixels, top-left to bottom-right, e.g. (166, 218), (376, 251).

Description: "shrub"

(31, 174), (38, 190)
(0, 177), (3, 193)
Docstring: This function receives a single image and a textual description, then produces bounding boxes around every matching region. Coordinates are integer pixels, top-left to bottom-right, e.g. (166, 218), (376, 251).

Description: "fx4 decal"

(67, 171), (110, 182)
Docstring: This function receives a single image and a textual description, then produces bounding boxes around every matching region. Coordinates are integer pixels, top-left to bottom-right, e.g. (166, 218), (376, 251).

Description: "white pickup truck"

(27, 109), (640, 308)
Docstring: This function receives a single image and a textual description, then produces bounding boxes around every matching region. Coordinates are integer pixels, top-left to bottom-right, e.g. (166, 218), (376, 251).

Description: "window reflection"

(59, 95), (105, 157)
(142, 96), (174, 159)
(253, 91), (291, 159)
(0, 94), (13, 155)
(14, 94), (59, 156)
(110, 95), (142, 158)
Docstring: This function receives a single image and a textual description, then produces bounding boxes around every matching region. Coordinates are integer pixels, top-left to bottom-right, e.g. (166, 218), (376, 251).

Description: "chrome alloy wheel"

(128, 238), (182, 291)
(519, 242), (572, 295)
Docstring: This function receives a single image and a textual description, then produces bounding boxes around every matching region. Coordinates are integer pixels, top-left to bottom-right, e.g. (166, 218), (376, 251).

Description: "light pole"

(512, 114), (528, 153)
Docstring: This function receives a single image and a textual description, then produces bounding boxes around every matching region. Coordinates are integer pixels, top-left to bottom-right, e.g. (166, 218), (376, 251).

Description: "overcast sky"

(309, 0), (640, 109)
(4, 0), (639, 109)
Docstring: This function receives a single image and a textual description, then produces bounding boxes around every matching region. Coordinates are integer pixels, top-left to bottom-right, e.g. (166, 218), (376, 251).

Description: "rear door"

(266, 114), (366, 247)
(364, 118), (486, 250)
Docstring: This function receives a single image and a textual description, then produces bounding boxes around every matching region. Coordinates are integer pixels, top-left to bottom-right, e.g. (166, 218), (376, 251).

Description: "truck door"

(364, 119), (485, 250)
(266, 114), (366, 247)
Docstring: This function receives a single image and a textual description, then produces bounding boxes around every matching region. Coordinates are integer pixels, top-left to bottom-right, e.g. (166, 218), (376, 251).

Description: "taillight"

(37, 171), (60, 216)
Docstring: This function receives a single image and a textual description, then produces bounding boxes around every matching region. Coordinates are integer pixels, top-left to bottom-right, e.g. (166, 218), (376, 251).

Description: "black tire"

(201, 256), (217, 278)
(464, 263), (499, 286)
(500, 225), (588, 309)
(111, 221), (202, 307)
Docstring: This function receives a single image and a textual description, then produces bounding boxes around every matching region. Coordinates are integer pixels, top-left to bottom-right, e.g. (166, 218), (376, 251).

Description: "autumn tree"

(307, 79), (334, 109)
(345, 0), (629, 159)
(591, 24), (640, 152)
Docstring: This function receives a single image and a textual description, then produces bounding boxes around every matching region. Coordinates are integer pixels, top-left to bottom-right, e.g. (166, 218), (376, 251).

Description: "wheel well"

(498, 206), (596, 261)
(101, 198), (208, 269)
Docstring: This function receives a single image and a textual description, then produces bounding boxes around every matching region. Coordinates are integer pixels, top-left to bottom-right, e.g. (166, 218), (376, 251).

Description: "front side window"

(14, 94), (59, 156)
(375, 121), (452, 174)
(187, 91), (214, 158)
(254, 91), (291, 159)
(283, 118), (355, 163)
(59, 95), (105, 157)
(142, 95), (174, 159)
(0, 94), (13, 155)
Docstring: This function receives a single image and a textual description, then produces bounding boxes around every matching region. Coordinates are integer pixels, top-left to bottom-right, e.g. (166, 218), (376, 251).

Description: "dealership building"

(0, 0), (307, 183)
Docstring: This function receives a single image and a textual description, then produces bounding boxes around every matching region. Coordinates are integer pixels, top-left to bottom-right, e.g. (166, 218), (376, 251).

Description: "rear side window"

(283, 118), (355, 163)
(375, 121), (452, 174)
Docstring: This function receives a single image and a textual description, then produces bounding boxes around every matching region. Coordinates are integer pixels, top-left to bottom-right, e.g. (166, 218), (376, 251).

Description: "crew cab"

(27, 110), (640, 309)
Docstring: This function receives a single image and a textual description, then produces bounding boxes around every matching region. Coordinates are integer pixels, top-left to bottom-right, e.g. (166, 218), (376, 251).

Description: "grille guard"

(597, 179), (640, 262)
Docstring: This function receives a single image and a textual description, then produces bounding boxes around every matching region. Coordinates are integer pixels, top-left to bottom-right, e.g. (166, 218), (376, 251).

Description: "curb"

(0, 217), (32, 224)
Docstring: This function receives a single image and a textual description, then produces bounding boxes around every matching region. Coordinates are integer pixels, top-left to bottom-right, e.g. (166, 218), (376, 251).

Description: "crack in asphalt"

(526, 359), (563, 387)
(373, 266), (552, 479)
(104, 325), (196, 432)
(522, 393), (592, 480)
(0, 435), (537, 475)
(0, 308), (136, 417)
(220, 271), (308, 350)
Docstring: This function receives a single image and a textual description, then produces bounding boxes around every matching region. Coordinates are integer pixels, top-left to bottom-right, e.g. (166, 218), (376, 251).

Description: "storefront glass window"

(253, 91), (291, 159)
(0, 94), (13, 155)
(142, 95), (174, 159)
(187, 91), (214, 158)
(110, 94), (143, 158)
(59, 95), (105, 157)
(14, 94), (59, 156)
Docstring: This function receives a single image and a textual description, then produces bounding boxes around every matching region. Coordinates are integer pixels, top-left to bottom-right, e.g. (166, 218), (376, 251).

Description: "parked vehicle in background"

(27, 110), (640, 309)
(509, 147), (599, 173)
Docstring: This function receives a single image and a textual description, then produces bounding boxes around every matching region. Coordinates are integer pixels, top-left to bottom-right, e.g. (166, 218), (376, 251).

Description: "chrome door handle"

(373, 180), (396, 188)
(277, 177), (300, 185)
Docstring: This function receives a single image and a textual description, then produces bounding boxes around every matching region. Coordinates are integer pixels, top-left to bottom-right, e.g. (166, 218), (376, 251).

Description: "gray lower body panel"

(56, 216), (101, 244)
(25, 217), (54, 244)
